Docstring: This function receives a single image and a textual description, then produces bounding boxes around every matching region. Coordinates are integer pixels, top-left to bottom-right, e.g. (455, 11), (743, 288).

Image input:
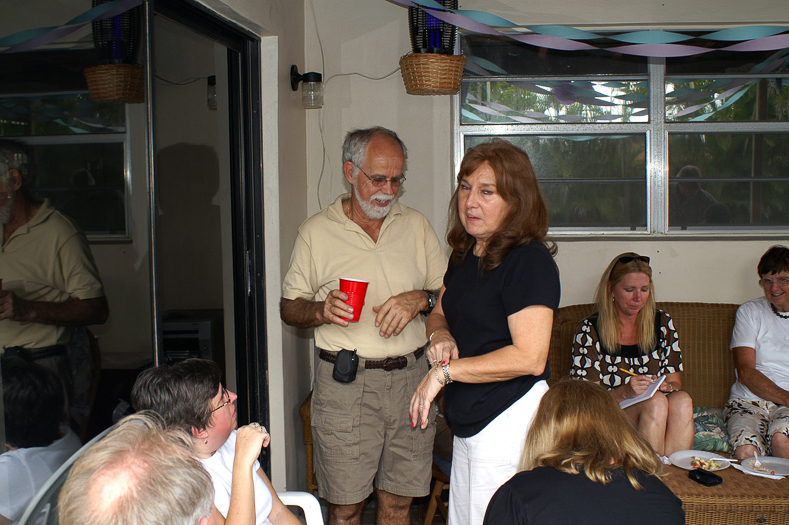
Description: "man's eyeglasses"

(211, 387), (232, 413)
(759, 276), (789, 289)
(354, 164), (405, 188)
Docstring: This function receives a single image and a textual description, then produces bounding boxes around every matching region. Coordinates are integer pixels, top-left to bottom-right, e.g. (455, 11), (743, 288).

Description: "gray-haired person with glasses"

(280, 126), (446, 525)
(725, 245), (789, 461)
(0, 138), (108, 429)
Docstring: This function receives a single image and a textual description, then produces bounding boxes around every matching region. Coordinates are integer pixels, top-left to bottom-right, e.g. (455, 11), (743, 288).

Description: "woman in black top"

(484, 380), (685, 525)
(409, 140), (560, 524)
(570, 253), (693, 456)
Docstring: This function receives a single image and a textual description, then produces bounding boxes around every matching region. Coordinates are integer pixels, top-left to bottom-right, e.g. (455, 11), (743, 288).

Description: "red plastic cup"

(339, 278), (369, 322)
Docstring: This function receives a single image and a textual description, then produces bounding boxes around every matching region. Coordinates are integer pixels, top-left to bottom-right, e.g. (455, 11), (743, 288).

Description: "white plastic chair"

(18, 427), (112, 525)
(279, 490), (325, 525)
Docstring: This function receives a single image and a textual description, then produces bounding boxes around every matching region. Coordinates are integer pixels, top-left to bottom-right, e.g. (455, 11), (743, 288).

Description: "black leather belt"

(319, 346), (424, 371)
(3, 344), (67, 361)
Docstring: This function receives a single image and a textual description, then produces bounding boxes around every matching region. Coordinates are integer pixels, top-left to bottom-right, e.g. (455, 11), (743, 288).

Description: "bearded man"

(280, 127), (446, 525)
(0, 139), (108, 422)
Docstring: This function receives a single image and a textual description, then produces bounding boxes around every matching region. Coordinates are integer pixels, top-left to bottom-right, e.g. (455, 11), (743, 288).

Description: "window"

(456, 35), (789, 235)
(0, 50), (130, 240)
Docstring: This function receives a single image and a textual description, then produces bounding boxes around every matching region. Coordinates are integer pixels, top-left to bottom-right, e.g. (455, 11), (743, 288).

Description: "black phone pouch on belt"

(332, 349), (359, 383)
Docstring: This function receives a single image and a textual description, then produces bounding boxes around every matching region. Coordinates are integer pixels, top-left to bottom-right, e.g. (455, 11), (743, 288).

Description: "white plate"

(668, 450), (731, 471)
(741, 457), (789, 476)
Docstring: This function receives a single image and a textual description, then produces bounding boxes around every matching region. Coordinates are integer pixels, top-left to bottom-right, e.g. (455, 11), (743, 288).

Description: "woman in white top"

(131, 359), (299, 525)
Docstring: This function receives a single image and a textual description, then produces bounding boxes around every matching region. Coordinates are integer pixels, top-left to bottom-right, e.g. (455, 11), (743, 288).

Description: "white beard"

(0, 190), (13, 224)
(353, 183), (394, 220)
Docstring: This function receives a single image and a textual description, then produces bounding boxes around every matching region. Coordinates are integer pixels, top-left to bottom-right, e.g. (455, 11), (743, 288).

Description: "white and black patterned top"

(570, 311), (683, 389)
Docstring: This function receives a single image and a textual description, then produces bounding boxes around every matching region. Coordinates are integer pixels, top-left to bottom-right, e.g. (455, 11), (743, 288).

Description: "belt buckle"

(382, 357), (399, 371)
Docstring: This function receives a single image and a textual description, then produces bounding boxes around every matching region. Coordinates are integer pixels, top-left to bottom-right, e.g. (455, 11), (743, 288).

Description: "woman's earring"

(204, 439), (208, 444)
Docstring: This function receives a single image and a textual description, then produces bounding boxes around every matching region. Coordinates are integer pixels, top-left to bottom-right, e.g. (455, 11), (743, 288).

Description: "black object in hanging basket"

(85, 0), (144, 103)
(91, 0), (142, 65)
(408, 0), (458, 54)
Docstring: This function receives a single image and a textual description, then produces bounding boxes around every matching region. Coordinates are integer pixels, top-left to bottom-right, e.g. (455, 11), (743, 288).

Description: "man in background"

(0, 139), (108, 426)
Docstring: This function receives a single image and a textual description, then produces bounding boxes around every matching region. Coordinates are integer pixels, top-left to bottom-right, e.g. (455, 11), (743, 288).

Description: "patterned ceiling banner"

(387, 0), (789, 58)
(460, 48), (789, 125)
(0, 0), (143, 54)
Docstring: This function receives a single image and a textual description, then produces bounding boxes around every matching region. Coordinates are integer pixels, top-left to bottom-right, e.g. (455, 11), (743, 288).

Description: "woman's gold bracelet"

(428, 329), (446, 344)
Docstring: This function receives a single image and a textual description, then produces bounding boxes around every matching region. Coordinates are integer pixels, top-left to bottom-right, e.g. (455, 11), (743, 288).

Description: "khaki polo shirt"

(0, 201), (105, 349)
(282, 194), (447, 358)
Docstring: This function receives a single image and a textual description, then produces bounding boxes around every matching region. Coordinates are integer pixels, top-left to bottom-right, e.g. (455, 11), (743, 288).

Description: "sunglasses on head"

(617, 255), (650, 265)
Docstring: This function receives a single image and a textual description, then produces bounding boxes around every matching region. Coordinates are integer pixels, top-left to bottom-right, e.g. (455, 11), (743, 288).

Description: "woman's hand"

(233, 423), (270, 472)
(624, 375), (654, 397)
(409, 366), (445, 430)
(427, 328), (458, 366)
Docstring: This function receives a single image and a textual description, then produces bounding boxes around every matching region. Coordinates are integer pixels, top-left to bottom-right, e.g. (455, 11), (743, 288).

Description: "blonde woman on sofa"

(725, 245), (789, 460)
(483, 380), (685, 525)
(570, 253), (694, 456)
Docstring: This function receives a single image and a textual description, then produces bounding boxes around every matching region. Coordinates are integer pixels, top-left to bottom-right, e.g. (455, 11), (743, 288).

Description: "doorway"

(149, 0), (269, 472)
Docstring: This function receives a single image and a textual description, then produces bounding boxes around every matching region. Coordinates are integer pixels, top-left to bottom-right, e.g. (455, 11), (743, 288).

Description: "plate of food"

(741, 456), (789, 476)
(668, 450), (731, 471)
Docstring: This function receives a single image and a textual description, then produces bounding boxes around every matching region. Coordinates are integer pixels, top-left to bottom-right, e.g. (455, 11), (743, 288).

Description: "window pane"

(465, 135), (647, 229)
(0, 93), (126, 136)
(666, 78), (789, 122)
(461, 35), (647, 76)
(666, 49), (789, 75)
(32, 143), (127, 235)
(462, 80), (648, 125)
(669, 133), (789, 229)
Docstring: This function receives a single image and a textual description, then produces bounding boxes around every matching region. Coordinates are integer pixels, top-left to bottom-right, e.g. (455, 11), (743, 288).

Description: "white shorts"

(448, 380), (549, 525)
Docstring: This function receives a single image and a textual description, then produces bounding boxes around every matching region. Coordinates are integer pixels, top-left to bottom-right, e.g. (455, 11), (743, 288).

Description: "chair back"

(18, 427), (112, 525)
(279, 491), (325, 525)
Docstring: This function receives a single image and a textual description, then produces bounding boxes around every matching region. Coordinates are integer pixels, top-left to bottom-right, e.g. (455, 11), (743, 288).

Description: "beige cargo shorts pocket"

(311, 359), (362, 460)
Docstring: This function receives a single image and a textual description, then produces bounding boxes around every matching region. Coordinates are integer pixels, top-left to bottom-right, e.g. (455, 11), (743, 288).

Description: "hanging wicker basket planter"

(84, 64), (145, 104)
(399, 53), (465, 96)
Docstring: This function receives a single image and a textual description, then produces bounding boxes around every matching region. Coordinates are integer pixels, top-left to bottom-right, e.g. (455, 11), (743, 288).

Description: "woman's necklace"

(770, 302), (789, 319)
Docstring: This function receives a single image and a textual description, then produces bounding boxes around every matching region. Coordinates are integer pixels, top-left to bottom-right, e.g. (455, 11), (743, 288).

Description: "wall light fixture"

(290, 65), (323, 109)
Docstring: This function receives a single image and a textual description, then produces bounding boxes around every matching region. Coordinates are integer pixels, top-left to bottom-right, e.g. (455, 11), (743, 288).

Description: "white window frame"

(454, 57), (789, 238)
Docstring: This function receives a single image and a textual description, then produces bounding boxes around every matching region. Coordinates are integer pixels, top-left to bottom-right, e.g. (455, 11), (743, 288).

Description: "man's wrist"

(420, 290), (438, 316)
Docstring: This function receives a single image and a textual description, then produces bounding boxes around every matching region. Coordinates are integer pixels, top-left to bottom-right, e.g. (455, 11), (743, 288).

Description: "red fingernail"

(421, 419), (426, 426)
(411, 421), (415, 428)
(442, 360), (447, 366)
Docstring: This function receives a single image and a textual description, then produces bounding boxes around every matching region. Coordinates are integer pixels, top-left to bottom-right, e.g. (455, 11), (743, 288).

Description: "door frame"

(145, 0), (270, 474)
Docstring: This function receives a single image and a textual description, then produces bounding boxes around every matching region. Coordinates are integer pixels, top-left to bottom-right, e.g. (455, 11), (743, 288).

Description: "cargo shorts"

(310, 351), (435, 505)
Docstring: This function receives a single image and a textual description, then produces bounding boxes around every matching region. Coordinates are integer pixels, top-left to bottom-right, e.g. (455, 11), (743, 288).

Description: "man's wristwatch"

(421, 290), (438, 316)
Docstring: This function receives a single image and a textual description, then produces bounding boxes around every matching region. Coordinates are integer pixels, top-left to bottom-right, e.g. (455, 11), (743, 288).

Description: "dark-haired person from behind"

(484, 380), (685, 525)
(132, 358), (300, 525)
(0, 357), (81, 523)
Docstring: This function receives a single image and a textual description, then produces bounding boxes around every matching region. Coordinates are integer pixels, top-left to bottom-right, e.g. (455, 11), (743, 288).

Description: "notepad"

(619, 375), (665, 409)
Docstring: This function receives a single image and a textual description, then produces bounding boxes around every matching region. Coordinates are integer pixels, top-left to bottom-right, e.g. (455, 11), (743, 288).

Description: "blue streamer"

(0, 27), (58, 47)
(705, 26), (789, 42)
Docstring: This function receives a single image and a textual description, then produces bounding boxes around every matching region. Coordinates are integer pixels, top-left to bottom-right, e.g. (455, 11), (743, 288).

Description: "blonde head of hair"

(593, 252), (656, 354)
(520, 379), (663, 490)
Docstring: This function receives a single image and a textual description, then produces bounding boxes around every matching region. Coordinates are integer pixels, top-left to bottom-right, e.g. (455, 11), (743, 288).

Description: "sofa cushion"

(692, 406), (731, 453)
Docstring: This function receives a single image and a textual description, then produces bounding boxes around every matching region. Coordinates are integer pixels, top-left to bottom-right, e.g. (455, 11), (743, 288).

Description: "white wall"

(198, 0), (789, 492)
(304, 0), (789, 314)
